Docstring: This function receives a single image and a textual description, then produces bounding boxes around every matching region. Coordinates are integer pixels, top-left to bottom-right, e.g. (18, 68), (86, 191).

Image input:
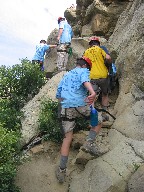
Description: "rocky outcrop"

(68, 0), (129, 37)
(69, 0), (144, 191)
(20, 71), (66, 145)
(18, 0), (144, 191)
(64, 6), (77, 26)
(128, 164), (144, 192)
(108, 0), (144, 141)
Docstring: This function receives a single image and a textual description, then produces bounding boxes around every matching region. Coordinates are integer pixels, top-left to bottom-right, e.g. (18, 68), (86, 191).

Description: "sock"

(59, 155), (68, 170)
(87, 130), (96, 142)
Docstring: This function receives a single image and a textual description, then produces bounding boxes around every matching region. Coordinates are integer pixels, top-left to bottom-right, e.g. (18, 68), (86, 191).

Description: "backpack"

(108, 63), (117, 91)
(100, 46), (117, 92)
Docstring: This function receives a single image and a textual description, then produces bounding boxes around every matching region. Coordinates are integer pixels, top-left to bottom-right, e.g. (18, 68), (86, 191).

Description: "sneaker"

(55, 167), (66, 183)
(81, 142), (103, 156)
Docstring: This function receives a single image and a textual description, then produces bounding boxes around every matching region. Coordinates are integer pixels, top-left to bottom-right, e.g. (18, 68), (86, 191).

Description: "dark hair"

(40, 40), (46, 43)
(76, 58), (90, 70)
(58, 17), (65, 24)
(89, 40), (100, 46)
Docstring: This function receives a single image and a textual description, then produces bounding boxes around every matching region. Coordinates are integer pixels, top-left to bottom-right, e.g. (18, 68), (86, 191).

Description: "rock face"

(109, 0), (144, 141)
(128, 165), (144, 192)
(44, 29), (58, 72)
(69, 0), (144, 191)
(19, 0), (144, 191)
(68, 0), (129, 37)
(20, 71), (66, 145)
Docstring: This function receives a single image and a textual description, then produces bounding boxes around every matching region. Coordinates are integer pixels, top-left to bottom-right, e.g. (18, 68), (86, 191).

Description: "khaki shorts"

(57, 44), (70, 71)
(61, 105), (102, 133)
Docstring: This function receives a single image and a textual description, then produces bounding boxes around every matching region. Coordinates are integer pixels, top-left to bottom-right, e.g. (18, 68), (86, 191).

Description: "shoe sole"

(81, 147), (99, 157)
(55, 168), (66, 183)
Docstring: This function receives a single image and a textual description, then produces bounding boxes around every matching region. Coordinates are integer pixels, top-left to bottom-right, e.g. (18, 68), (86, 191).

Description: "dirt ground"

(15, 84), (119, 192)
(15, 144), (81, 192)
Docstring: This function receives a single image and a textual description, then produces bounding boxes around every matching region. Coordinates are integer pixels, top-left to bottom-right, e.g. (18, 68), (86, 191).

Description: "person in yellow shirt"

(83, 37), (112, 121)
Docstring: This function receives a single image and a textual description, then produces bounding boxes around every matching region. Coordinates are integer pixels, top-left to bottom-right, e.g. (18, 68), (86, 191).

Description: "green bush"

(38, 99), (63, 143)
(0, 58), (47, 191)
(0, 99), (22, 131)
(0, 124), (20, 192)
(0, 58), (46, 110)
(38, 99), (89, 143)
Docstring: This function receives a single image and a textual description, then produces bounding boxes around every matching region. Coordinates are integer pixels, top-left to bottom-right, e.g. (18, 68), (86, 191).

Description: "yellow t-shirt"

(84, 46), (108, 79)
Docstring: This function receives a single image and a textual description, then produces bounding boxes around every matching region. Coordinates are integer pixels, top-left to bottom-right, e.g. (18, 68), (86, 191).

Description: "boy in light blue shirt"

(56, 17), (73, 71)
(58, 19), (73, 44)
(32, 40), (56, 71)
(55, 56), (103, 183)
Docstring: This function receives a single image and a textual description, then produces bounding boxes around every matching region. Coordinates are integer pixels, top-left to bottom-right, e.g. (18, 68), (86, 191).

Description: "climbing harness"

(74, 107), (116, 120)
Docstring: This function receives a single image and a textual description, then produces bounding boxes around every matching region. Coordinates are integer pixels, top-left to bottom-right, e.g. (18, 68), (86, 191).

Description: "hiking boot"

(81, 142), (103, 156)
(102, 113), (109, 122)
(55, 167), (66, 183)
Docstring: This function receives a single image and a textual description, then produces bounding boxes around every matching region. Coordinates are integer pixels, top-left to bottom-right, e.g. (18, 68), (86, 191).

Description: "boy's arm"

(57, 28), (63, 41)
(49, 45), (57, 48)
(105, 54), (112, 64)
(56, 80), (63, 100)
(83, 82), (96, 105)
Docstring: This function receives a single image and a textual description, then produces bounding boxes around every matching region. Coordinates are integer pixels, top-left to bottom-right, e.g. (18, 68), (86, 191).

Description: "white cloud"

(0, 0), (76, 43)
(0, 0), (76, 66)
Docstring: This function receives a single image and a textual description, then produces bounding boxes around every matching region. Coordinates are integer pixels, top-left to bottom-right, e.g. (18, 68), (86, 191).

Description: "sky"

(0, 0), (76, 67)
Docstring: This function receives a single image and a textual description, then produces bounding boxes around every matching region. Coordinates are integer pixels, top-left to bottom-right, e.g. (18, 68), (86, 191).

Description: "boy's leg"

(60, 131), (73, 168)
(56, 131), (73, 183)
(78, 105), (104, 156)
(56, 108), (75, 183)
(57, 44), (67, 71)
(98, 78), (110, 121)
(81, 124), (104, 156)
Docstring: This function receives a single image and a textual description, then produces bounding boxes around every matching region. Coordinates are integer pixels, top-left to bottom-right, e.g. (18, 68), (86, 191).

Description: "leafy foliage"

(0, 59), (47, 191)
(38, 99), (63, 143)
(38, 99), (90, 143)
(0, 124), (20, 192)
(0, 99), (22, 131)
(0, 58), (46, 110)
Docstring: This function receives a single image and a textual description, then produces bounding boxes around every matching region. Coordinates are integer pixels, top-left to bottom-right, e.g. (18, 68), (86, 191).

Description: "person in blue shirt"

(32, 40), (56, 71)
(55, 56), (103, 183)
(57, 17), (73, 71)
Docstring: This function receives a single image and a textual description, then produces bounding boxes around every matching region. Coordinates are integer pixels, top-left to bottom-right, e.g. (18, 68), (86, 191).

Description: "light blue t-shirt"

(59, 21), (73, 44)
(56, 67), (90, 108)
(32, 43), (50, 61)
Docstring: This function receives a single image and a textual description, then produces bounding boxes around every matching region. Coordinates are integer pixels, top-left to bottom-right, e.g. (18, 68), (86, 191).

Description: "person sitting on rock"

(55, 56), (103, 183)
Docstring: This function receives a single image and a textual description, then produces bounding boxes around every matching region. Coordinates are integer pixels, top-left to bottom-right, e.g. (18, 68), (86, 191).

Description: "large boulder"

(108, 0), (144, 140)
(64, 7), (77, 26)
(20, 71), (66, 145)
(128, 165), (144, 192)
(69, 141), (143, 192)
(76, 0), (129, 37)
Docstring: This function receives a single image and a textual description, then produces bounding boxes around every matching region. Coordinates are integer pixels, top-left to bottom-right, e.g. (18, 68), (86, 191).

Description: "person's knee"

(64, 131), (73, 143)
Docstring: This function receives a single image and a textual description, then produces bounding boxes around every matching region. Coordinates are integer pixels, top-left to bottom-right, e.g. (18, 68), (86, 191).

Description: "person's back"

(83, 37), (112, 122)
(32, 40), (56, 71)
(59, 20), (73, 44)
(56, 17), (73, 71)
(33, 42), (49, 61)
(56, 67), (90, 108)
(84, 45), (108, 79)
